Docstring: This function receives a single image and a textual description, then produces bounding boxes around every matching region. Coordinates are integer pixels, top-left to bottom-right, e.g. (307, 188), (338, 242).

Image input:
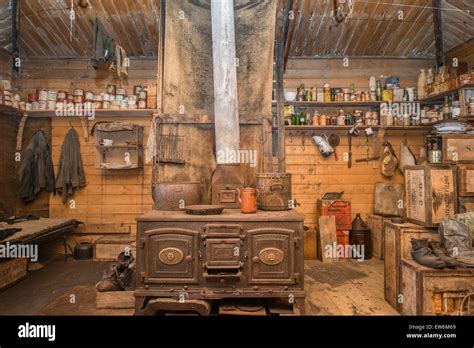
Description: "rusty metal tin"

(256, 173), (292, 211)
(107, 84), (116, 95)
(152, 181), (202, 211)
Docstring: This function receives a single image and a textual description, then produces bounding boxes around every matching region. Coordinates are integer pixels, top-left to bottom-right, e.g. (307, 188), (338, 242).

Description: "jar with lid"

(312, 110), (320, 125)
(452, 101), (461, 118)
(343, 88), (351, 102)
(330, 116), (337, 125)
(337, 109), (346, 125)
(320, 114), (327, 126)
(403, 113), (411, 126)
(323, 84), (331, 102)
(317, 88), (324, 102)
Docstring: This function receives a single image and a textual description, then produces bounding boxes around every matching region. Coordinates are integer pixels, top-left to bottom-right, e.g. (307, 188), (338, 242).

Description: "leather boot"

(117, 251), (134, 272)
(428, 241), (459, 268)
(439, 218), (474, 268)
(96, 265), (122, 292)
(411, 239), (446, 269)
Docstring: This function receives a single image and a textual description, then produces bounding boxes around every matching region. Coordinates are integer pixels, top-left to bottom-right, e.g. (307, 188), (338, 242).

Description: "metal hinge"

(294, 238), (300, 248)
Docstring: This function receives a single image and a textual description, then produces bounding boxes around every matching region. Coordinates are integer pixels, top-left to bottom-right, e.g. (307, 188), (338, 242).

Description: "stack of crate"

(384, 135), (474, 315)
(317, 198), (351, 260)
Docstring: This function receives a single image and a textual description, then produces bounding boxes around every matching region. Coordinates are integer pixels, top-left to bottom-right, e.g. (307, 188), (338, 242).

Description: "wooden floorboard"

(304, 259), (398, 316)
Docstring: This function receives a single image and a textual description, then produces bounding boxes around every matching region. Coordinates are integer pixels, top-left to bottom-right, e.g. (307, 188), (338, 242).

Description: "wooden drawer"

(457, 164), (474, 197)
(401, 259), (474, 315)
(384, 222), (438, 313)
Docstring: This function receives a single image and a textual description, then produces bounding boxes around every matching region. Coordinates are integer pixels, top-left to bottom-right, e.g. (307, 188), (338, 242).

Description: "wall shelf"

(285, 125), (433, 131)
(419, 84), (474, 103)
(273, 101), (381, 107)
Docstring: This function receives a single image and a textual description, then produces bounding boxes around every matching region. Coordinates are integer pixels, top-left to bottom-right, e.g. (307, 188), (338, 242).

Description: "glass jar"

(323, 84), (331, 102)
(312, 110), (320, 125)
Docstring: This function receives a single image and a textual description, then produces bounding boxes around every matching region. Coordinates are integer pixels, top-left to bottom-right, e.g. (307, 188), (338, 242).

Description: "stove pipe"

(211, 0), (240, 163)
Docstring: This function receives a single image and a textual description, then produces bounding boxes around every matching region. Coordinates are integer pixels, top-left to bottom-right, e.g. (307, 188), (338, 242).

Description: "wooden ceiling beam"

(432, 0), (445, 66)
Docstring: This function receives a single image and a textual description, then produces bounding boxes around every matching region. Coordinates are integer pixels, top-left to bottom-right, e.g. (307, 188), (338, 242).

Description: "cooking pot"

(256, 173), (292, 211)
(152, 181), (202, 211)
(73, 242), (93, 260)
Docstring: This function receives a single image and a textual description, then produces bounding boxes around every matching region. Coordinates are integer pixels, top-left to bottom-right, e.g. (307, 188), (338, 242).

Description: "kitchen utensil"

(284, 91), (297, 101)
(185, 205), (225, 215)
(312, 134), (334, 158)
(256, 173), (292, 211)
(328, 134), (340, 161)
(236, 188), (259, 214)
(355, 156), (381, 163)
(348, 133), (353, 168)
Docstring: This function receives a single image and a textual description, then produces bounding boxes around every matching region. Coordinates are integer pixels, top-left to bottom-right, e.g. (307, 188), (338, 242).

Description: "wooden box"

(405, 165), (457, 227)
(458, 197), (474, 213)
(0, 258), (28, 290)
(457, 164), (474, 197)
(401, 259), (474, 316)
(442, 134), (474, 163)
(303, 228), (317, 260)
(367, 214), (391, 260)
(384, 221), (438, 313)
(94, 236), (135, 262)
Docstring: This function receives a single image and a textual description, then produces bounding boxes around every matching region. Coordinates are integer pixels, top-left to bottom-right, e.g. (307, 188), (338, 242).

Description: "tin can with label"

(107, 84), (116, 95)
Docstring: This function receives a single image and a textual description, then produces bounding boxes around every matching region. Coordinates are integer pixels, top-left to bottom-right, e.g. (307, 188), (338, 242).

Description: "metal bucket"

(256, 173), (292, 211)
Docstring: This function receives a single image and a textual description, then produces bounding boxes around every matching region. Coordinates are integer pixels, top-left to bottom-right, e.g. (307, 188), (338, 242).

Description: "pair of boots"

(96, 251), (136, 292)
(411, 239), (458, 269)
(411, 217), (474, 269)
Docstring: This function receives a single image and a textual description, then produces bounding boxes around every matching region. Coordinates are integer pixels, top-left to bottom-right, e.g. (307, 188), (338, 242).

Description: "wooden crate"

(442, 134), (474, 163)
(0, 258), (28, 290)
(457, 164), (474, 197)
(93, 236), (135, 262)
(317, 199), (352, 230)
(458, 197), (474, 213)
(367, 214), (391, 260)
(96, 291), (135, 309)
(401, 259), (474, 316)
(405, 165), (457, 227)
(374, 183), (404, 217)
(384, 221), (438, 313)
(303, 228), (317, 260)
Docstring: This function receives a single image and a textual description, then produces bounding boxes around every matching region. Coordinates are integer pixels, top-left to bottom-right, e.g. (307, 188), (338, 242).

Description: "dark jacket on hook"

(19, 130), (56, 202)
(56, 128), (86, 204)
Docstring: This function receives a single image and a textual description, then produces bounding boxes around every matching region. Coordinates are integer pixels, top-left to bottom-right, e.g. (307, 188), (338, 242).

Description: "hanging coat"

(56, 128), (86, 204)
(19, 130), (55, 202)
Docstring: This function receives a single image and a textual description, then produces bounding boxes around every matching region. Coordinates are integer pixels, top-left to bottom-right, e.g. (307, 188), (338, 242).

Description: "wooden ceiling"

(1, 0), (471, 58)
(278, 0), (474, 58)
(19, 0), (161, 57)
(0, 0), (12, 52)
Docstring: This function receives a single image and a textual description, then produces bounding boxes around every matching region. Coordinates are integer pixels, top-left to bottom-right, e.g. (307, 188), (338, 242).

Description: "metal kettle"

(236, 187), (259, 214)
(312, 134), (334, 158)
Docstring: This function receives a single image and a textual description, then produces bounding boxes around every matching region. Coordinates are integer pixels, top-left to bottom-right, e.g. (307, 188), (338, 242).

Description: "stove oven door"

(248, 228), (296, 285)
(143, 228), (199, 284)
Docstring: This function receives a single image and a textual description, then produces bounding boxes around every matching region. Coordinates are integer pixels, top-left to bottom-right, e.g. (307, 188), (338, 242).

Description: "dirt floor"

(0, 249), (397, 316)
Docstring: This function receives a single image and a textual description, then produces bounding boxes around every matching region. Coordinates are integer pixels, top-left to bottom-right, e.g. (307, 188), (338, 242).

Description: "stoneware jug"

(236, 187), (259, 214)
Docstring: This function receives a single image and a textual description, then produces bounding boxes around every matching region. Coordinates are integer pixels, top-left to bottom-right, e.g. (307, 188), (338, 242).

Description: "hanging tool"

(347, 125), (359, 168)
(356, 156), (381, 163)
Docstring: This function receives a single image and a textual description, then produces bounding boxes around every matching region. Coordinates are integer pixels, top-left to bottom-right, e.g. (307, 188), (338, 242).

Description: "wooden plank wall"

(0, 114), (52, 218)
(445, 38), (474, 71)
(0, 48), (11, 80)
(18, 58), (265, 240)
(285, 58), (434, 228)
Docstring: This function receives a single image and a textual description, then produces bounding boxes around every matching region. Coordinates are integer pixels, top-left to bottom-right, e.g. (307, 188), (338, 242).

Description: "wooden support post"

(276, 42), (286, 172)
(432, 0), (445, 68)
(276, 0), (293, 172)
